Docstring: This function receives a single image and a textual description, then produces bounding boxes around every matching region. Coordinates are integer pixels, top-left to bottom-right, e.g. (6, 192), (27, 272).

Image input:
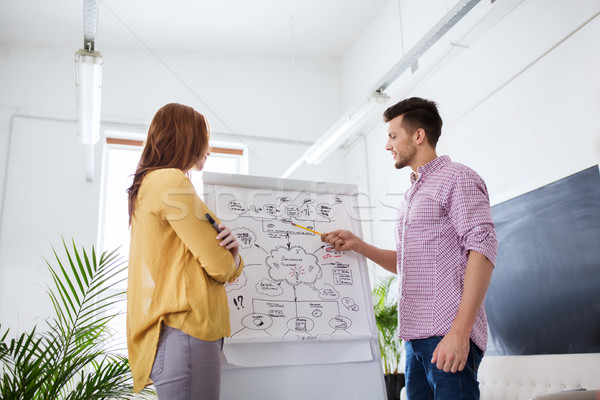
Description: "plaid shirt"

(395, 155), (498, 352)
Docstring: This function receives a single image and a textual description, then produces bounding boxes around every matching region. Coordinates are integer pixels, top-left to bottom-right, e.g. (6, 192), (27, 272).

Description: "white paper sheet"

(213, 184), (375, 344)
(222, 339), (374, 368)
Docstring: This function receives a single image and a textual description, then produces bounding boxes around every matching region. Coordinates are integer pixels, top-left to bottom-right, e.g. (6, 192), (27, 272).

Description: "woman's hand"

(216, 225), (241, 267)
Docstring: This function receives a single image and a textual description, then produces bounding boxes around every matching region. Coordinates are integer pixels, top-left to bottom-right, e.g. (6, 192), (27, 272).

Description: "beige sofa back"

(478, 353), (600, 400)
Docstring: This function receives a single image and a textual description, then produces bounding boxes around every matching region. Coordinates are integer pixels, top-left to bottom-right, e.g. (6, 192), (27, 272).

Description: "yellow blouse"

(127, 168), (243, 392)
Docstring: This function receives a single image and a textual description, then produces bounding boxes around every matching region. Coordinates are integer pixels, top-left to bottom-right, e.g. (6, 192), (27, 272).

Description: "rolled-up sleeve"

(448, 170), (498, 266)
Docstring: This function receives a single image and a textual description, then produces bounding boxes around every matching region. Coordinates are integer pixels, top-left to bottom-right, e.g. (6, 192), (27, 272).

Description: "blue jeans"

(405, 336), (483, 400)
(150, 325), (223, 400)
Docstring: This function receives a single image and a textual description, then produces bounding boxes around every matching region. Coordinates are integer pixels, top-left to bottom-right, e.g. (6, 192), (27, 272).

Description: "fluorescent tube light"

(75, 49), (103, 181)
(282, 92), (389, 178)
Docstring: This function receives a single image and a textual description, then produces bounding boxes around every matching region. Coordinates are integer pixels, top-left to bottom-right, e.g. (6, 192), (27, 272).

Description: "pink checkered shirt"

(395, 155), (498, 352)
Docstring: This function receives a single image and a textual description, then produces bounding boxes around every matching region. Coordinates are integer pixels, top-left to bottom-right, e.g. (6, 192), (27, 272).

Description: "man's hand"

(321, 230), (361, 252)
(321, 230), (397, 273)
(431, 331), (470, 373)
(430, 250), (493, 373)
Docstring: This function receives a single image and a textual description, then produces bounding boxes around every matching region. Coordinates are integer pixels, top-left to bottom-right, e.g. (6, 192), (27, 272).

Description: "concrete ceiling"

(0, 0), (391, 57)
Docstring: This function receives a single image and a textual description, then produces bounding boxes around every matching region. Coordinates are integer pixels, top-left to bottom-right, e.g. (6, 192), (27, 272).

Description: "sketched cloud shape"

(266, 245), (321, 286)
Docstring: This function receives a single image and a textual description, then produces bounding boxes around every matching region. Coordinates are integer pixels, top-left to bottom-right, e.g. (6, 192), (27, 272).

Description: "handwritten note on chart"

(212, 184), (373, 343)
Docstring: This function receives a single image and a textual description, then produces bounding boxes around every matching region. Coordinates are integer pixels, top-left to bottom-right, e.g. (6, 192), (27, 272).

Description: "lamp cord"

(83, 0), (99, 51)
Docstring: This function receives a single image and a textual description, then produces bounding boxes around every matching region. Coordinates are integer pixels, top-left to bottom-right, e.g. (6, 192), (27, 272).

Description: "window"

(99, 133), (247, 353)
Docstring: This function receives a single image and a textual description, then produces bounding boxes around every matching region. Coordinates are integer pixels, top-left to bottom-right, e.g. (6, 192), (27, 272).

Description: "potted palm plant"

(373, 275), (404, 400)
(0, 239), (152, 399)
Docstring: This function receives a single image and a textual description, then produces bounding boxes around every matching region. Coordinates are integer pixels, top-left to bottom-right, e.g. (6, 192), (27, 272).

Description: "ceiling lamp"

(282, 92), (390, 178)
(75, 0), (103, 181)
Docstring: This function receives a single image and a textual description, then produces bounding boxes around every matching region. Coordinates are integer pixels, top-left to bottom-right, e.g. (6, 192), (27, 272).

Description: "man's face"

(385, 115), (416, 170)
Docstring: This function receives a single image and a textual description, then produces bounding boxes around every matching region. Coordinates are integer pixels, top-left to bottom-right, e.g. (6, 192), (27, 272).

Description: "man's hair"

(383, 97), (443, 147)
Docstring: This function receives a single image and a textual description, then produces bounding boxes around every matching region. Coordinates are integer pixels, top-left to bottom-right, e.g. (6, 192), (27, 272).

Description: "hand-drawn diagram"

(213, 185), (373, 343)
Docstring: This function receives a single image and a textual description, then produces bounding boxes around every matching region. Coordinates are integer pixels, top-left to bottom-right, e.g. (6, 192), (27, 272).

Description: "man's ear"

(414, 128), (427, 145)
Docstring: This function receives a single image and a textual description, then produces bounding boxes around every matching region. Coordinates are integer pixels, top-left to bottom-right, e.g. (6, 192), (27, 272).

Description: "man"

(322, 97), (497, 399)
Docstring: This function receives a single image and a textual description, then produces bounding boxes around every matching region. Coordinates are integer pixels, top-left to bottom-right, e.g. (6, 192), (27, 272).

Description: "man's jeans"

(405, 336), (483, 400)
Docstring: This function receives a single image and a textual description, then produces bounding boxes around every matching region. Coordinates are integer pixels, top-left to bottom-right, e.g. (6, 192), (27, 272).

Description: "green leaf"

(0, 239), (140, 400)
(372, 275), (403, 374)
(69, 239), (87, 297)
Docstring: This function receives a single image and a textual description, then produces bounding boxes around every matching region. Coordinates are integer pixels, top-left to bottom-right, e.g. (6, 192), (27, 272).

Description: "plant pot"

(384, 373), (405, 400)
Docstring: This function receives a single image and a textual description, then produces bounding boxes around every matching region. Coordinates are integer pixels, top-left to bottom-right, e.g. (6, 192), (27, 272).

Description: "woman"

(127, 103), (243, 399)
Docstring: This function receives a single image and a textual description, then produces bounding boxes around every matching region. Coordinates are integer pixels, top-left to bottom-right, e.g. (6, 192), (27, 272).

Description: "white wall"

(0, 44), (344, 332)
(297, 0), (600, 256)
(0, 40), (389, 400)
(2, 0), (599, 364)
(0, 115), (103, 331)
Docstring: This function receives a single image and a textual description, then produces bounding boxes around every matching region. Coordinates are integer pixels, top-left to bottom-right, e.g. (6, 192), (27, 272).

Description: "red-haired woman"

(126, 103), (243, 399)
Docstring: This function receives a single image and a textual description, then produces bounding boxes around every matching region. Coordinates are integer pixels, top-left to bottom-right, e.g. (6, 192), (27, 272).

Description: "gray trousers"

(150, 325), (223, 400)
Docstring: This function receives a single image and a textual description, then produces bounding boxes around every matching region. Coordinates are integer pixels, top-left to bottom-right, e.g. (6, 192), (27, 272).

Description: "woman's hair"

(127, 103), (210, 223)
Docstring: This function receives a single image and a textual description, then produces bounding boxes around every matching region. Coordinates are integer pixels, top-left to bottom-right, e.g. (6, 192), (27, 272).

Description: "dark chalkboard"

(485, 166), (600, 356)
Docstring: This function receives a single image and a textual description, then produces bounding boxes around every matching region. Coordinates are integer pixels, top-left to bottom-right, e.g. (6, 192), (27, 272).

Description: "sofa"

(477, 353), (600, 400)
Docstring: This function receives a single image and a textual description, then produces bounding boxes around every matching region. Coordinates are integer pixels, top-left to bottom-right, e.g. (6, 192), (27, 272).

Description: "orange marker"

(291, 222), (322, 236)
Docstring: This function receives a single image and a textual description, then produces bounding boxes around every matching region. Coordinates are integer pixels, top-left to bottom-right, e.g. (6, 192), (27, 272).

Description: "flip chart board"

(202, 172), (380, 363)
(203, 172), (386, 400)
